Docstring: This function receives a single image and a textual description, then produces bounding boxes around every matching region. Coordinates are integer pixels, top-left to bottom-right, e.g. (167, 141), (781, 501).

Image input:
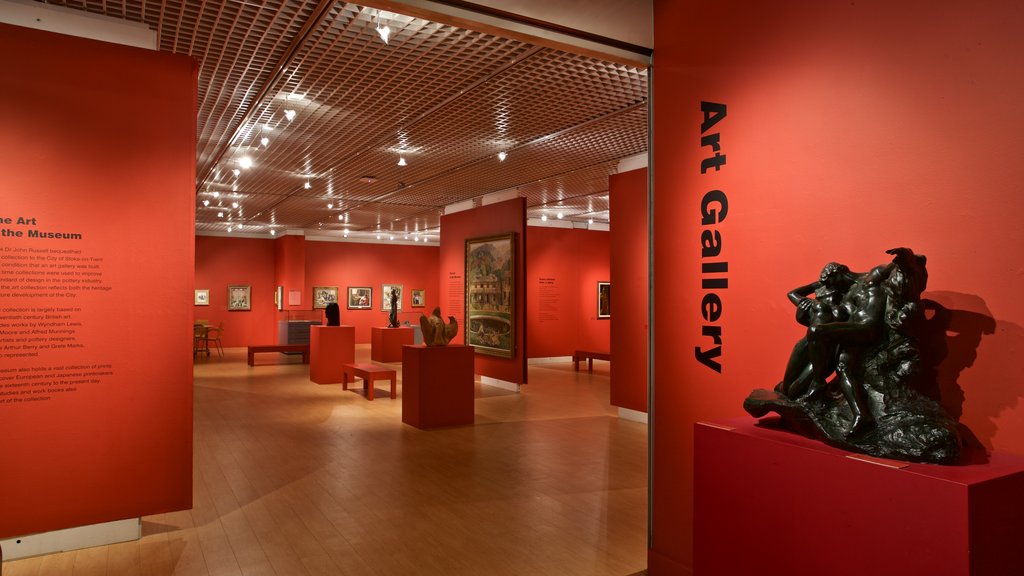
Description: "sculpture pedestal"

(371, 326), (414, 362)
(695, 418), (1024, 575)
(401, 344), (474, 429)
(309, 326), (355, 384)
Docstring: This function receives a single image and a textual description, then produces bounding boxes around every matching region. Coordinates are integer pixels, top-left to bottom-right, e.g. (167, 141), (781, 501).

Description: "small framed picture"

(194, 289), (210, 306)
(228, 285), (251, 311)
(275, 286), (284, 311)
(381, 284), (403, 311)
(312, 286), (339, 309)
(597, 281), (610, 319)
(410, 288), (425, 308)
(347, 286), (372, 309)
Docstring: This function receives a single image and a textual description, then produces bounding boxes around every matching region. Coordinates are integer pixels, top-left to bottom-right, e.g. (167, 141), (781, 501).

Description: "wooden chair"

(204, 322), (224, 357)
(193, 324), (210, 356)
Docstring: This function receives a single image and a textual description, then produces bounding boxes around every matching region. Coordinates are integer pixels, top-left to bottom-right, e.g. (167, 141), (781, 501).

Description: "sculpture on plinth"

(421, 307), (458, 346)
(387, 289), (400, 328)
(325, 302), (340, 326)
(743, 247), (962, 464)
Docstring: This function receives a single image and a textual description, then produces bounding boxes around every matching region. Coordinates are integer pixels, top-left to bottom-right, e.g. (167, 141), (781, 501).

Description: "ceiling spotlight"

(236, 224), (242, 230)
(376, 234), (382, 240)
(343, 232), (349, 238)
(397, 156), (407, 167)
(284, 109), (297, 121)
(260, 137), (269, 147)
(376, 23), (391, 44)
(202, 200), (210, 207)
(498, 151), (507, 161)
(270, 230), (276, 236)
(541, 214), (548, 221)
(212, 191), (220, 198)
(217, 212), (224, 218)
(227, 226), (233, 233)
(233, 169), (240, 177)
(588, 218), (594, 225)
(232, 202), (239, 209)
(327, 203), (334, 209)
(557, 212), (564, 219)
(304, 181), (312, 189)
(285, 93), (306, 101)
(238, 156), (253, 169)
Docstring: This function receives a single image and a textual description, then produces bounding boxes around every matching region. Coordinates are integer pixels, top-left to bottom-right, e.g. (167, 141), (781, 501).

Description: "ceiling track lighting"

(498, 151), (507, 161)
(375, 10), (392, 44)
(397, 156), (407, 167)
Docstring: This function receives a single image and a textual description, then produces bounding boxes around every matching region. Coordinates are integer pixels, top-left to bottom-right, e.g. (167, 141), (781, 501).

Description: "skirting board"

(618, 407), (648, 423)
(1, 518), (140, 561)
(527, 356), (573, 365)
(480, 375), (520, 392)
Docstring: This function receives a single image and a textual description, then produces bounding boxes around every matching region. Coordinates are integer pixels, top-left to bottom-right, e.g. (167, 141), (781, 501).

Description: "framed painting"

(194, 289), (210, 306)
(465, 233), (515, 357)
(227, 285), (251, 311)
(410, 288), (425, 308)
(347, 286), (372, 309)
(597, 281), (610, 319)
(381, 284), (403, 311)
(275, 285), (284, 311)
(312, 286), (339, 309)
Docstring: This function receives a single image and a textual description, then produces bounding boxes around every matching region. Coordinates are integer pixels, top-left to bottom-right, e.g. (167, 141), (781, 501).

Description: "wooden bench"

(343, 363), (397, 400)
(573, 350), (610, 373)
(247, 344), (310, 366)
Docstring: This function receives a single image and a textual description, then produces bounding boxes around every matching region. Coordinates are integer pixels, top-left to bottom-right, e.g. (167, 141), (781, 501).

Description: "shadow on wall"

(919, 291), (1024, 457)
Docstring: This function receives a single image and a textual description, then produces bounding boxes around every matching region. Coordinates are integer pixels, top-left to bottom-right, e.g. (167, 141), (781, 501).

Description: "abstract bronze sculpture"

(420, 307), (458, 346)
(744, 248), (962, 464)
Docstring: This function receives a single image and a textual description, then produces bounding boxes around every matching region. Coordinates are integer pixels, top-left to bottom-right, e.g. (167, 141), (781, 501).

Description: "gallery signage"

(696, 101), (729, 373)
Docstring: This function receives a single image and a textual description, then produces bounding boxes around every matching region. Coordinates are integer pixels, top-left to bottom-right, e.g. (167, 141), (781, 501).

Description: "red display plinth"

(310, 325), (355, 384)
(401, 344), (475, 429)
(371, 326), (414, 362)
(695, 418), (1024, 576)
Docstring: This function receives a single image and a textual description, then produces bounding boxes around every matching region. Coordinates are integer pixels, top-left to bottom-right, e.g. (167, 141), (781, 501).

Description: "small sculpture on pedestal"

(325, 302), (340, 326)
(743, 247), (962, 464)
(387, 290), (400, 328)
(420, 307), (458, 346)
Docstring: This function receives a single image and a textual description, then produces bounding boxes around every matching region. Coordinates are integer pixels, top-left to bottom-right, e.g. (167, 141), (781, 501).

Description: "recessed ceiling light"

(238, 156), (253, 169)
(588, 219), (594, 225)
(557, 212), (564, 219)
(284, 110), (297, 121)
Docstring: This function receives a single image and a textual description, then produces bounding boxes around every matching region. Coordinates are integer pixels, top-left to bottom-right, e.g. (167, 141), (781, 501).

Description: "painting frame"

(312, 286), (339, 309)
(275, 285), (284, 311)
(465, 232), (515, 358)
(381, 284), (403, 312)
(194, 289), (210, 306)
(410, 288), (425, 308)
(347, 286), (372, 310)
(227, 284), (251, 311)
(597, 281), (611, 319)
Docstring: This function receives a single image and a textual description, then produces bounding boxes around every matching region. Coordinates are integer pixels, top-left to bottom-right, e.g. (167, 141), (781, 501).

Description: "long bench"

(573, 350), (610, 373)
(247, 344), (310, 366)
(343, 363), (397, 401)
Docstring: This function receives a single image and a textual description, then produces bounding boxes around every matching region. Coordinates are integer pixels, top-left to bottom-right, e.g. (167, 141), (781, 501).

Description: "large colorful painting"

(465, 233), (515, 357)
(227, 285), (251, 311)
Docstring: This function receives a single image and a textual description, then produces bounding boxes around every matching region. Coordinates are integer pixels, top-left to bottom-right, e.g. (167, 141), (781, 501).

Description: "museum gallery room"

(2, 0), (1024, 575)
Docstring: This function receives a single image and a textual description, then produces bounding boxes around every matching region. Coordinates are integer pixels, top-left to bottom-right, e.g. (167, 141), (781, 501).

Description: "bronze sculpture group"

(744, 248), (962, 464)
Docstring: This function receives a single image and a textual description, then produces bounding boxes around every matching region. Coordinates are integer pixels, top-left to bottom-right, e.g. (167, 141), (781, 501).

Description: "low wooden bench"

(573, 350), (610, 373)
(343, 363), (397, 400)
(247, 344), (310, 366)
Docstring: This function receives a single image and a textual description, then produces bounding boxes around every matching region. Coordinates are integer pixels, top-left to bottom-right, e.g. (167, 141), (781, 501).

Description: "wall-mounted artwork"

(194, 289), (210, 306)
(227, 285), (251, 311)
(597, 281), (611, 319)
(410, 288), (425, 308)
(348, 286), (372, 309)
(312, 286), (339, 309)
(465, 233), (515, 357)
(275, 285), (284, 311)
(381, 284), (403, 311)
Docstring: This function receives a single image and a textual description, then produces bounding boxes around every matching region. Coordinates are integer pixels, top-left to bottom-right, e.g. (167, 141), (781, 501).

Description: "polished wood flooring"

(4, 346), (648, 575)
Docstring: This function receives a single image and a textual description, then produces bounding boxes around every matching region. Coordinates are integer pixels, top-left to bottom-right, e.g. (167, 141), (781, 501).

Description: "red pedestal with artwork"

(309, 325), (355, 384)
(371, 326), (414, 362)
(401, 344), (475, 429)
(694, 418), (1024, 576)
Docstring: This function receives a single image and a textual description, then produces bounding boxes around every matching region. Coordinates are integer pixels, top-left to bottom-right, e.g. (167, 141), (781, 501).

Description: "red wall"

(526, 227), (610, 358)
(305, 240), (440, 342)
(651, 1), (1024, 574)
(440, 199), (528, 384)
(194, 236), (440, 345)
(0, 24), (194, 538)
(194, 236), (277, 346)
(610, 168), (648, 412)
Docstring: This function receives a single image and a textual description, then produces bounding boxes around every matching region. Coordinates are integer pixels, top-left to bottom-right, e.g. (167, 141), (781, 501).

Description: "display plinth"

(371, 326), (414, 362)
(695, 418), (1024, 576)
(401, 344), (475, 429)
(309, 325), (355, 384)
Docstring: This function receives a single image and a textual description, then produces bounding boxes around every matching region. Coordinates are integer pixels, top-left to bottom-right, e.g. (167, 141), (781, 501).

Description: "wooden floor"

(3, 346), (647, 575)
